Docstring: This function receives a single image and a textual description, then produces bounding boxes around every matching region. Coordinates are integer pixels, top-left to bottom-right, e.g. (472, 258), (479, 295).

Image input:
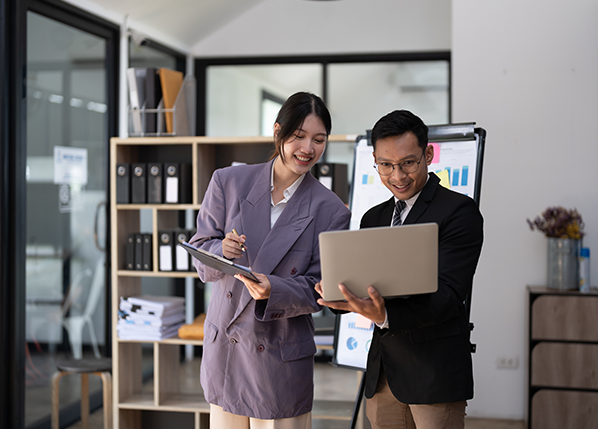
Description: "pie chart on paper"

(346, 337), (358, 350)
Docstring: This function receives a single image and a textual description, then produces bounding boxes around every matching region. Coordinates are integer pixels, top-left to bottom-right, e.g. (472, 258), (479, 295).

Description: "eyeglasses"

(374, 151), (425, 176)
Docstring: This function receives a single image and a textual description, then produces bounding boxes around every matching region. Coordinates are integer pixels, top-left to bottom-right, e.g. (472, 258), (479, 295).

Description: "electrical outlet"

(496, 356), (519, 369)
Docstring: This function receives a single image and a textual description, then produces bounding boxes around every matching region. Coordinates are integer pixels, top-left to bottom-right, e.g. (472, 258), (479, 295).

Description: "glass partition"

(326, 60), (450, 183)
(206, 64), (323, 137)
(25, 11), (108, 425)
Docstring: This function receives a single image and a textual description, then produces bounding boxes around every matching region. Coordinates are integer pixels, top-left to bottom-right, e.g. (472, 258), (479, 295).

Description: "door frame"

(0, 0), (119, 427)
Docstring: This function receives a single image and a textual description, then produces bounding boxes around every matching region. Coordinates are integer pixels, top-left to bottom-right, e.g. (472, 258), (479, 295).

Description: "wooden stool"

(51, 357), (112, 429)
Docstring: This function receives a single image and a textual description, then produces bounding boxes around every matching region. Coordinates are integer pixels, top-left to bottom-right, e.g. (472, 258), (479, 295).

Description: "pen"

(232, 229), (246, 252)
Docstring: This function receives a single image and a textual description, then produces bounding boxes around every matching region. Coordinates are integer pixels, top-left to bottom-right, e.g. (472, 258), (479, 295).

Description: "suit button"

(290, 268), (297, 275)
(230, 338), (237, 344)
(226, 291), (232, 299)
(257, 345), (265, 352)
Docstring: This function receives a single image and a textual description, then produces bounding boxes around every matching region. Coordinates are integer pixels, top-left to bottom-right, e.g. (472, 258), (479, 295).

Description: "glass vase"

(547, 237), (580, 290)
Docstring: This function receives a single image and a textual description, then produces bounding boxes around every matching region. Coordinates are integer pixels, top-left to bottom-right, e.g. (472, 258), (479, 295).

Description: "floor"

(59, 360), (525, 429)
(67, 413), (526, 429)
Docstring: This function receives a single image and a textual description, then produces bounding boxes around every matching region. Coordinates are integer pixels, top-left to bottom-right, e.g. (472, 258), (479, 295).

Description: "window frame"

(195, 51), (451, 136)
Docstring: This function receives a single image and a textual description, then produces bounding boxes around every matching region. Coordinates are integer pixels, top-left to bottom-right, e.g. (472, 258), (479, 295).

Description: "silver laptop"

(318, 223), (438, 301)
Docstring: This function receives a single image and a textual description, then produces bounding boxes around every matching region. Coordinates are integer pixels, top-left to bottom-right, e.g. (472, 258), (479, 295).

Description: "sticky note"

(355, 314), (373, 329)
(429, 143), (440, 164)
(437, 169), (451, 189)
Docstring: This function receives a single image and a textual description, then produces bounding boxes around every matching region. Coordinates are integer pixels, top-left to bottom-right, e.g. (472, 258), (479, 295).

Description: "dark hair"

(269, 92), (332, 161)
(370, 110), (428, 152)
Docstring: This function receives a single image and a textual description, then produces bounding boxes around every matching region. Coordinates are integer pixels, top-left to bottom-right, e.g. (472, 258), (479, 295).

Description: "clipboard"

(178, 241), (260, 283)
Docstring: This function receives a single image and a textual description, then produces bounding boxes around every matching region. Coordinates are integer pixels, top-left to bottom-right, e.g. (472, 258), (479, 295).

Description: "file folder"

(175, 230), (190, 271)
(134, 233), (143, 270)
(164, 163), (191, 204)
(142, 233), (152, 271)
(131, 163), (147, 204)
(312, 162), (349, 204)
(158, 231), (174, 271)
(144, 68), (162, 134)
(116, 163), (131, 204)
(120, 295), (184, 318)
(147, 163), (163, 204)
(127, 68), (145, 134)
(126, 233), (135, 270)
(159, 68), (183, 133)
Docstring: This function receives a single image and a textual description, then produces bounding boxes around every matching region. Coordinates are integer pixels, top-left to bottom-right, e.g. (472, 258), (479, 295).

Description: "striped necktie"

(392, 200), (406, 226)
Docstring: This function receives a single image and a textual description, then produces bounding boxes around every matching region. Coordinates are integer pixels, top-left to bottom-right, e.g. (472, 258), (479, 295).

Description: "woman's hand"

(235, 272), (271, 300)
(222, 230), (246, 260)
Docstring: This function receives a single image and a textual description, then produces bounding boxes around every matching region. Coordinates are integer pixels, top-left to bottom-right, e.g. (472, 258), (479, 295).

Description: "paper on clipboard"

(178, 241), (260, 283)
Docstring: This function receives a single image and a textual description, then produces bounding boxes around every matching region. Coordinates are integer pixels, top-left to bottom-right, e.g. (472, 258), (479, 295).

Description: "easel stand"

(350, 372), (367, 429)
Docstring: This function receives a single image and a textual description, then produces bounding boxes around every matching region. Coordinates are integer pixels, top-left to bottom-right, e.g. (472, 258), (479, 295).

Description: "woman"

(189, 92), (351, 428)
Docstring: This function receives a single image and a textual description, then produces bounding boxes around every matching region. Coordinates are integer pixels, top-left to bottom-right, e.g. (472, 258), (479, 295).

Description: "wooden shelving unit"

(527, 286), (598, 429)
(110, 135), (357, 429)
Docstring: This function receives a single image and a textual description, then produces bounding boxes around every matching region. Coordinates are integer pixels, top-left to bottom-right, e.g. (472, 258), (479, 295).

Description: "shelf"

(118, 336), (204, 346)
(117, 270), (197, 278)
(159, 395), (210, 412)
(118, 393), (155, 409)
(112, 134), (356, 145)
(116, 204), (200, 210)
(119, 393), (209, 412)
(110, 135), (359, 429)
(528, 285), (598, 296)
(117, 394), (208, 412)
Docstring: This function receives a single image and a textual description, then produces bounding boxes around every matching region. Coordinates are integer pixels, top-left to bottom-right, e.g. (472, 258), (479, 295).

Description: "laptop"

(318, 223), (438, 301)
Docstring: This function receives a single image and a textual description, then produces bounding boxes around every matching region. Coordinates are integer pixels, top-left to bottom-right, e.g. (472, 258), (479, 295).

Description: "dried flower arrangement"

(527, 206), (584, 239)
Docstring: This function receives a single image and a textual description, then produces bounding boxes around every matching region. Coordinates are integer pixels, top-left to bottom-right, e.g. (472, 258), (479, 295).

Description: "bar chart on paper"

(349, 138), (480, 230)
(428, 140), (477, 197)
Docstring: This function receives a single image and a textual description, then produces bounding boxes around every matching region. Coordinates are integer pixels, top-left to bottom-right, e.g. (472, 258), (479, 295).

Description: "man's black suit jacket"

(361, 172), (483, 404)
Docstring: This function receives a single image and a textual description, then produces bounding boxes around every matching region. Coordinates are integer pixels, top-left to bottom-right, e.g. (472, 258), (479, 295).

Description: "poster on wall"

(53, 145), (88, 185)
(54, 146), (88, 213)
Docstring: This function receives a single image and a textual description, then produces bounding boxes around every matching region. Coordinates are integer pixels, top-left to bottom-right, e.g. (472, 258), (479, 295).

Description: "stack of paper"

(118, 295), (185, 341)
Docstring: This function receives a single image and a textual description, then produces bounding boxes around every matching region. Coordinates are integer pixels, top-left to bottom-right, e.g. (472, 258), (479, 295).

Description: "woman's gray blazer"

(189, 159), (351, 419)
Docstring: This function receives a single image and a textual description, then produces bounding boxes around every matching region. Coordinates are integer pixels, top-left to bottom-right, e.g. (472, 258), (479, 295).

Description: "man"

(317, 110), (483, 429)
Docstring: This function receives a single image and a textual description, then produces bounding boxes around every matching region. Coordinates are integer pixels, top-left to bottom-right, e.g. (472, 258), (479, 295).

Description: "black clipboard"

(178, 241), (260, 283)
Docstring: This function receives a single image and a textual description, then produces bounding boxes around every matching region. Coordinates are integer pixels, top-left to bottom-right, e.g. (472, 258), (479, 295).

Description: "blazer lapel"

(239, 160), (274, 261)
(227, 162), (272, 326)
(251, 174), (315, 275)
(228, 165), (314, 326)
(377, 198), (395, 227)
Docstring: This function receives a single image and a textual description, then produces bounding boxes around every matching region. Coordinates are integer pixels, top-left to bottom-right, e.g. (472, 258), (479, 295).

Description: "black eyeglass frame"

(373, 151), (425, 176)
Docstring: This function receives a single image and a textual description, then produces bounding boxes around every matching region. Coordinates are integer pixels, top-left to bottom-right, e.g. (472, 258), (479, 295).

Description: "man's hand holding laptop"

(315, 282), (386, 325)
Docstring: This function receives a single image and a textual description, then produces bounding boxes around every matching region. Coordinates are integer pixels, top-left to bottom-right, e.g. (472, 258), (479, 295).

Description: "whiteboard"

(333, 124), (486, 370)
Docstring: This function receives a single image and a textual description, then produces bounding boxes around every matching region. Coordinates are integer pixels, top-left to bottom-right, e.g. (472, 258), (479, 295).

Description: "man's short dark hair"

(370, 110), (429, 152)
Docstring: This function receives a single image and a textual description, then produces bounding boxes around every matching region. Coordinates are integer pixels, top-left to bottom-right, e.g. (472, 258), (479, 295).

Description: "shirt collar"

(270, 158), (306, 204)
(394, 174), (429, 208)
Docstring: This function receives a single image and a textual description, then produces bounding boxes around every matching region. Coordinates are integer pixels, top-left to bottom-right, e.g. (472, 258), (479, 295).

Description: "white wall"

(452, 0), (598, 420)
(192, 0), (451, 56)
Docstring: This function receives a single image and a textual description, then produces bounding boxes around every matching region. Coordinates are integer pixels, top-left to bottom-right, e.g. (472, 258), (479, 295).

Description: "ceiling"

(73, 0), (269, 51)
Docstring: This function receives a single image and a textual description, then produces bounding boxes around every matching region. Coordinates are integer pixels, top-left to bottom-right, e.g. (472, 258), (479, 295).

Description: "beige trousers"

(209, 404), (311, 429)
(366, 370), (467, 429)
